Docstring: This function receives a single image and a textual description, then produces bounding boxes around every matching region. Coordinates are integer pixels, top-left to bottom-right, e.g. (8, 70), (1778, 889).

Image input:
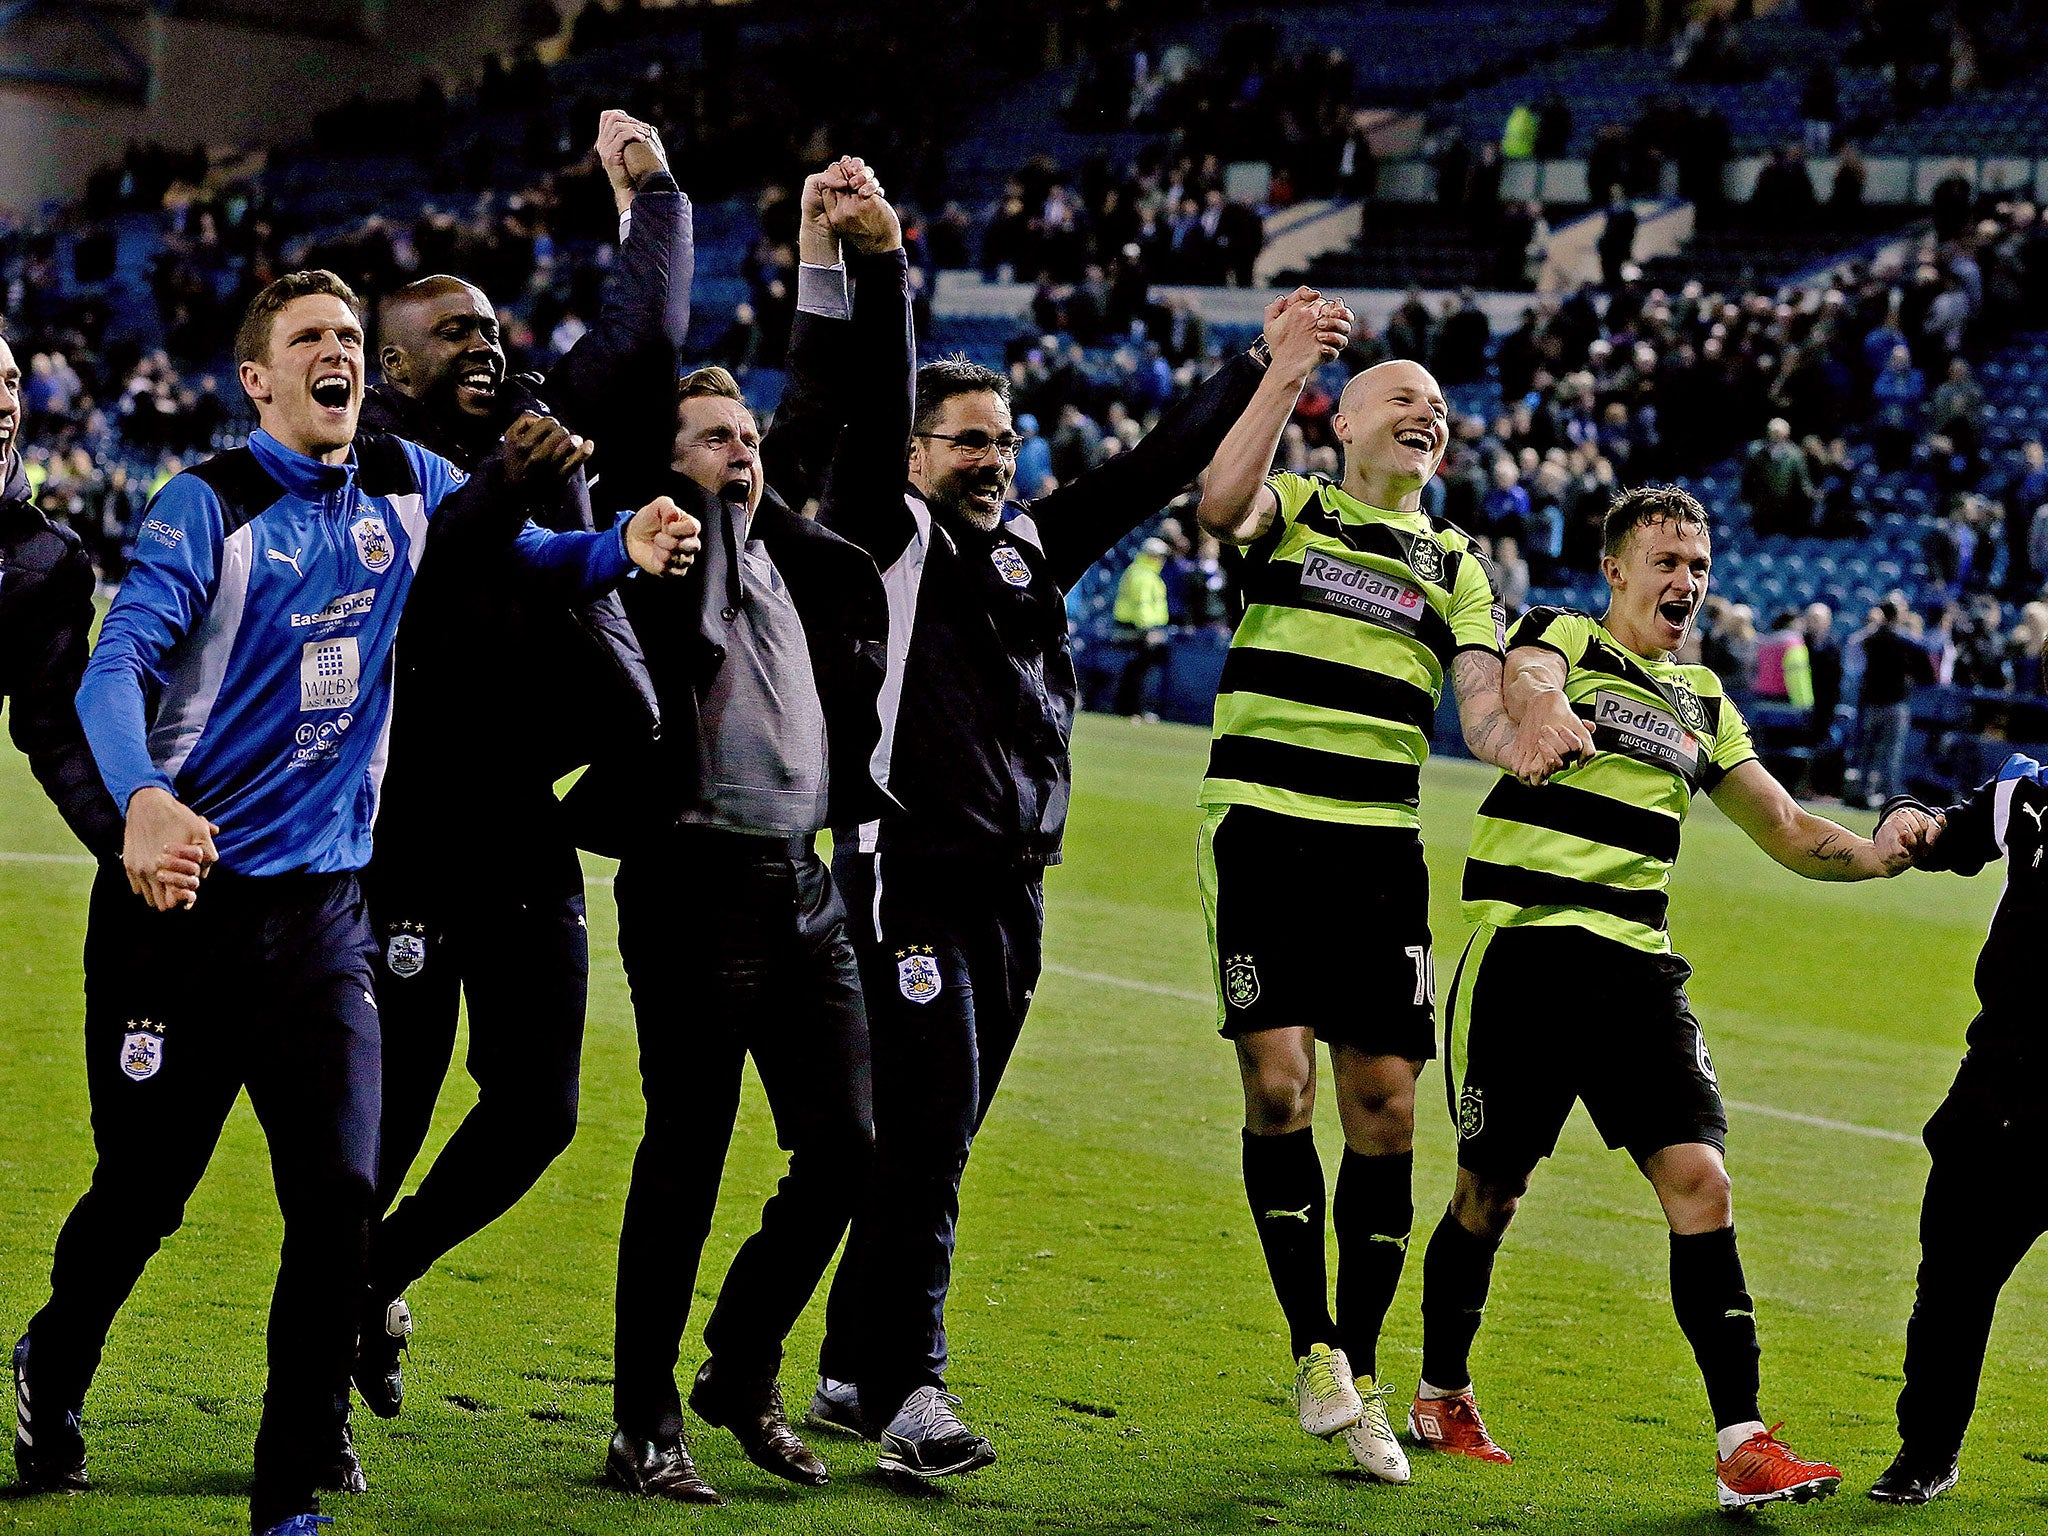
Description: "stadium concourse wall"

(1373, 152), (2048, 207)
(0, 0), (531, 217)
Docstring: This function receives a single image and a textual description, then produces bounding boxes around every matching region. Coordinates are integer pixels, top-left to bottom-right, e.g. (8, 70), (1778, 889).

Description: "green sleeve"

(1507, 606), (1592, 667)
(1709, 690), (1759, 773)
(1448, 548), (1506, 655)
(1268, 472), (1319, 526)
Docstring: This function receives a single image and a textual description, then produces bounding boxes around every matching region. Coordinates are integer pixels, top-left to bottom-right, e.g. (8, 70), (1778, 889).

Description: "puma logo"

(2022, 802), (2045, 832)
(1262, 1206), (1313, 1223)
(268, 548), (304, 578)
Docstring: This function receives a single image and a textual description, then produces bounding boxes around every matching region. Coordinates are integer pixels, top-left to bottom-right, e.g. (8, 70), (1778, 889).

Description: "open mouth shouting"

(1656, 595), (1697, 640)
(965, 471), (1006, 514)
(310, 372), (354, 414)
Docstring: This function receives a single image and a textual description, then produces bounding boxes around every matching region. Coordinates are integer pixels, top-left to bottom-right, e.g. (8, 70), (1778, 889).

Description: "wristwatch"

(1248, 336), (1272, 369)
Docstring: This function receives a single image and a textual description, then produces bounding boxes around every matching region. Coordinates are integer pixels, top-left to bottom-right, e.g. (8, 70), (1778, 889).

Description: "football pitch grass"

(1, 713), (2043, 1535)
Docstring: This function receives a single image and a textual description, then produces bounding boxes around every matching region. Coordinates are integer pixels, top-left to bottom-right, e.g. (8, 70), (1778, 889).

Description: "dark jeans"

(29, 865), (380, 1531)
(610, 829), (873, 1439)
(360, 838), (587, 1305)
(1896, 1048), (2048, 1463)
(819, 847), (1043, 1424)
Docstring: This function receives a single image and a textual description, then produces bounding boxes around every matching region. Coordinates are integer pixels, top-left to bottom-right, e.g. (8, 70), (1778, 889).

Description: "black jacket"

(367, 169), (692, 840)
(810, 275), (1266, 865)
(1886, 754), (2048, 1056)
(564, 472), (893, 853)
(0, 454), (123, 858)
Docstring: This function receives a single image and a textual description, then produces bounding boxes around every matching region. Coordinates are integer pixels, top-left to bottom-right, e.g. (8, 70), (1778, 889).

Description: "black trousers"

(818, 847), (1043, 1423)
(1896, 1046), (2048, 1463)
(29, 865), (380, 1530)
(359, 836), (588, 1306)
(610, 828), (873, 1439)
(1114, 628), (1169, 716)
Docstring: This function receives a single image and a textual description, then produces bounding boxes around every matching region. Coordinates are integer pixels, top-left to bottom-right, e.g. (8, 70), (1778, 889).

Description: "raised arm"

(6, 533), (123, 859)
(1196, 288), (1342, 545)
(1034, 293), (1351, 590)
(542, 112), (693, 476)
(1710, 758), (1912, 880)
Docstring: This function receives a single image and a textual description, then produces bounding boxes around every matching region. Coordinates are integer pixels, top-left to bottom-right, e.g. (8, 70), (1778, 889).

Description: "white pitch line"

(1722, 1099), (1920, 1146)
(0, 850), (95, 865)
(1038, 961), (1923, 1147)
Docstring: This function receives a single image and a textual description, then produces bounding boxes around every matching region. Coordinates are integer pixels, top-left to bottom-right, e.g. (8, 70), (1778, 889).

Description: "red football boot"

(1407, 1390), (1512, 1464)
(1716, 1423), (1841, 1509)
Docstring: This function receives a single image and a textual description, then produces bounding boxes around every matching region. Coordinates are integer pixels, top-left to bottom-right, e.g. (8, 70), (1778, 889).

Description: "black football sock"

(1419, 1206), (1499, 1392)
(1670, 1226), (1763, 1430)
(1242, 1127), (1335, 1360)
(1333, 1148), (1413, 1379)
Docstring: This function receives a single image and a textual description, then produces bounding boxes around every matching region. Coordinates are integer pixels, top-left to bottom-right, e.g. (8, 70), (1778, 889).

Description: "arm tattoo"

(1454, 652), (1513, 762)
(1809, 830), (1856, 865)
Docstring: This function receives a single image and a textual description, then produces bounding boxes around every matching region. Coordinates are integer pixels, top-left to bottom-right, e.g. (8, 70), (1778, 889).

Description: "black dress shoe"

(1869, 1449), (1960, 1505)
(689, 1361), (829, 1487)
(319, 1416), (369, 1494)
(352, 1297), (411, 1420)
(604, 1428), (725, 1504)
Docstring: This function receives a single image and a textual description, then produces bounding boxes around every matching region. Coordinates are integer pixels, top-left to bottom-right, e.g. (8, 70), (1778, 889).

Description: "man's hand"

(596, 109), (668, 212)
(123, 787), (218, 912)
(824, 156), (902, 254)
(1262, 287), (1353, 382)
(1504, 691), (1596, 786)
(1875, 805), (1943, 871)
(623, 495), (702, 577)
(502, 413), (595, 489)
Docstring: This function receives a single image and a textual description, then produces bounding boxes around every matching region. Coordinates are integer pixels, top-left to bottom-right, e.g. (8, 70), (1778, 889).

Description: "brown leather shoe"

(603, 1427), (725, 1504)
(689, 1360), (830, 1487)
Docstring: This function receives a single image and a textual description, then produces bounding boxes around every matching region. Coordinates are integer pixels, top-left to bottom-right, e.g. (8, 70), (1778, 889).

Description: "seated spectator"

(1014, 413), (1053, 499)
(1493, 535), (1531, 617)
(1706, 603), (1759, 693)
(1481, 455), (1529, 541)
(1930, 357), (1986, 459)
(1741, 417), (1815, 535)
(1871, 344), (1926, 472)
(2009, 601), (2048, 696)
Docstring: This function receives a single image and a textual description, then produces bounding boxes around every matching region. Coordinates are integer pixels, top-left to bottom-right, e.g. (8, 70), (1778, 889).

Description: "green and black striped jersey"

(1198, 471), (1505, 830)
(1461, 607), (1757, 954)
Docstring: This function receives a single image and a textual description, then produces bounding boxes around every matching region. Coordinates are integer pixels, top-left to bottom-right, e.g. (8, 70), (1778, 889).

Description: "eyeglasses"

(918, 430), (1024, 462)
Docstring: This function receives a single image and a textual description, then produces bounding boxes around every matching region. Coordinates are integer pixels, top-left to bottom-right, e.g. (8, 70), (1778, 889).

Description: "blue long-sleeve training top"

(79, 427), (632, 877)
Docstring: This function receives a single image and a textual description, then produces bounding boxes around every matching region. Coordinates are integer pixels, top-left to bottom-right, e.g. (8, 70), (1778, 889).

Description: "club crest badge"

(120, 1020), (165, 1082)
(351, 515), (394, 574)
(1669, 678), (1709, 735)
(1458, 1084), (1485, 1140)
(1407, 535), (1446, 585)
(990, 545), (1033, 588)
(1224, 954), (1261, 1009)
(896, 945), (943, 1004)
(385, 921), (427, 979)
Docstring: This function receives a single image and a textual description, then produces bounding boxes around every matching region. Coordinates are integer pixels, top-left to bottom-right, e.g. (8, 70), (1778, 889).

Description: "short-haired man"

(12, 271), (683, 1535)
(1191, 355), (1521, 1482)
(1418, 485), (1919, 1511)
(346, 109), (694, 1433)
(0, 331), (123, 861)
(570, 157), (904, 1507)
(807, 254), (1350, 1473)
